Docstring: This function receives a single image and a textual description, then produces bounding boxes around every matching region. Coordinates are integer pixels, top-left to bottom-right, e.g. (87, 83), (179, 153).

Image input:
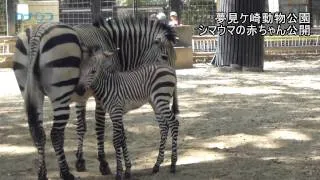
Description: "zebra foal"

(72, 16), (178, 172)
(75, 48), (180, 179)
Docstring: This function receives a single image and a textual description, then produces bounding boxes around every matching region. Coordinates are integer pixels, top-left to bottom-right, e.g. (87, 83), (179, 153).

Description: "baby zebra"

(75, 49), (179, 179)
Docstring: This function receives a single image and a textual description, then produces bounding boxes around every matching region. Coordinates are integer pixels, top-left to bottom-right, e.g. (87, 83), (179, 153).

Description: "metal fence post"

(7, 0), (17, 35)
(92, 0), (101, 21)
(133, 0), (138, 16)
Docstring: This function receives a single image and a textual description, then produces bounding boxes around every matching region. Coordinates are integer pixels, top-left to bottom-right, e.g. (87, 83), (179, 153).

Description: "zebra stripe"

(46, 56), (81, 67)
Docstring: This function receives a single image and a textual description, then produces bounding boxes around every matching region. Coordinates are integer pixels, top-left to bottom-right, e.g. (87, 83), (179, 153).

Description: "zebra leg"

(152, 113), (169, 174)
(26, 94), (48, 180)
(167, 111), (179, 173)
(95, 100), (112, 175)
(50, 105), (75, 180)
(121, 125), (132, 179)
(75, 103), (87, 172)
(110, 111), (125, 180)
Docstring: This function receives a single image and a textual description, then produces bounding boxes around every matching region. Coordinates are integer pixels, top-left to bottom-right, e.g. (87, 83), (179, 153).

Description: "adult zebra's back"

(75, 16), (177, 71)
(13, 23), (82, 180)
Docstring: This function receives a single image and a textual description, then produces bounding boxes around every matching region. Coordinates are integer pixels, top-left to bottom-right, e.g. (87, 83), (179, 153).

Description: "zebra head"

(75, 48), (118, 96)
(150, 35), (172, 64)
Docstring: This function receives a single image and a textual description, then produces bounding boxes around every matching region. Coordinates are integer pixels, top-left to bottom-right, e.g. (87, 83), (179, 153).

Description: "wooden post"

(215, 0), (265, 72)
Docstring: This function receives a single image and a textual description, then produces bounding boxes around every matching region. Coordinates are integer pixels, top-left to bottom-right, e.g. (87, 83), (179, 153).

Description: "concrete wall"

(175, 47), (193, 69)
(174, 25), (193, 69)
(174, 25), (193, 48)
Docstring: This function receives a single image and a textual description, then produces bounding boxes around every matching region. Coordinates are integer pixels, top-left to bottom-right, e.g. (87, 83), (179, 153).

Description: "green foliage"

(0, 0), (7, 35)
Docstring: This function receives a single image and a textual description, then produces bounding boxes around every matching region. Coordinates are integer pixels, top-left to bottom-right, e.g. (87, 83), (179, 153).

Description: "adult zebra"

(13, 23), (85, 180)
(72, 15), (178, 174)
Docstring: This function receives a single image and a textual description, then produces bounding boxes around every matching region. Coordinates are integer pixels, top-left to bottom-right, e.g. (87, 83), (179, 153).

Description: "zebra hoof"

(152, 165), (160, 174)
(100, 161), (112, 175)
(115, 173), (122, 180)
(38, 174), (48, 180)
(124, 170), (131, 179)
(170, 164), (176, 173)
(38, 167), (48, 180)
(75, 159), (86, 172)
(60, 172), (76, 180)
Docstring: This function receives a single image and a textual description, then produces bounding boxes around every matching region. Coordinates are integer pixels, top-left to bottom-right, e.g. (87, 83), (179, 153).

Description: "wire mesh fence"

(0, 0), (7, 36)
(181, 0), (216, 28)
(116, 1), (167, 18)
(59, 0), (95, 25)
(58, 0), (217, 33)
(59, 0), (168, 24)
(1, 0), (218, 35)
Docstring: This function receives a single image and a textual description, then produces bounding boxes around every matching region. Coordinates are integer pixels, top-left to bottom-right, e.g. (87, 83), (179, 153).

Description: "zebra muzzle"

(75, 84), (86, 96)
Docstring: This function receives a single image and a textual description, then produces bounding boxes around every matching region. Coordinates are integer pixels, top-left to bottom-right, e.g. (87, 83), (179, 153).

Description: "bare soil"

(1, 57), (320, 180)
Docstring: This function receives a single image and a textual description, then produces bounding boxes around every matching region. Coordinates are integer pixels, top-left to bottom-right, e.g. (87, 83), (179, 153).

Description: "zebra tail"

(24, 67), (42, 131)
(172, 88), (180, 115)
(24, 26), (42, 129)
(24, 81), (39, 126)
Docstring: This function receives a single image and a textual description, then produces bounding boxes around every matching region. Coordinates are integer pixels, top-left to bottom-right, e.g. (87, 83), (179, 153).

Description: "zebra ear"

(25, 27), (31, 44)
(102, 50), (114, 57)
(102, 48), (119, 58)
(153, 37), (161, 45)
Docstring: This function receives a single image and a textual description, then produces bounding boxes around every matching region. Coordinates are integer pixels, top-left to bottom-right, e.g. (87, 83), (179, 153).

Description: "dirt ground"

(2, 57), (320, 180)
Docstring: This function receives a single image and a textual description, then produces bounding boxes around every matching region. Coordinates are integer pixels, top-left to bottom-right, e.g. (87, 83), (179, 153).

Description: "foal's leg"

(166, 110), (179, 173)
(110, 110), (126, 180)
(152, 112), (169, 174)
(152, 99), (179, 174)
(95, 99), (112, 175)
(121, 125), (132, 178)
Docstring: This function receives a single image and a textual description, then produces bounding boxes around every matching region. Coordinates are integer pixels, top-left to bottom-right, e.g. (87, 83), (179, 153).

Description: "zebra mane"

(25, 27), (31, 44)
(155, 19), (177, 44)
(92, 14), (177, 44)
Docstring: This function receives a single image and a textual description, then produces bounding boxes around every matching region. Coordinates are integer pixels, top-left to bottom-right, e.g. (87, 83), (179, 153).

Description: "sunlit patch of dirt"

(2, 57), (320, 179)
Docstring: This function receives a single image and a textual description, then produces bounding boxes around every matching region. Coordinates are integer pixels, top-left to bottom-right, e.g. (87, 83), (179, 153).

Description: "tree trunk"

(215, 0), (265, 72)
